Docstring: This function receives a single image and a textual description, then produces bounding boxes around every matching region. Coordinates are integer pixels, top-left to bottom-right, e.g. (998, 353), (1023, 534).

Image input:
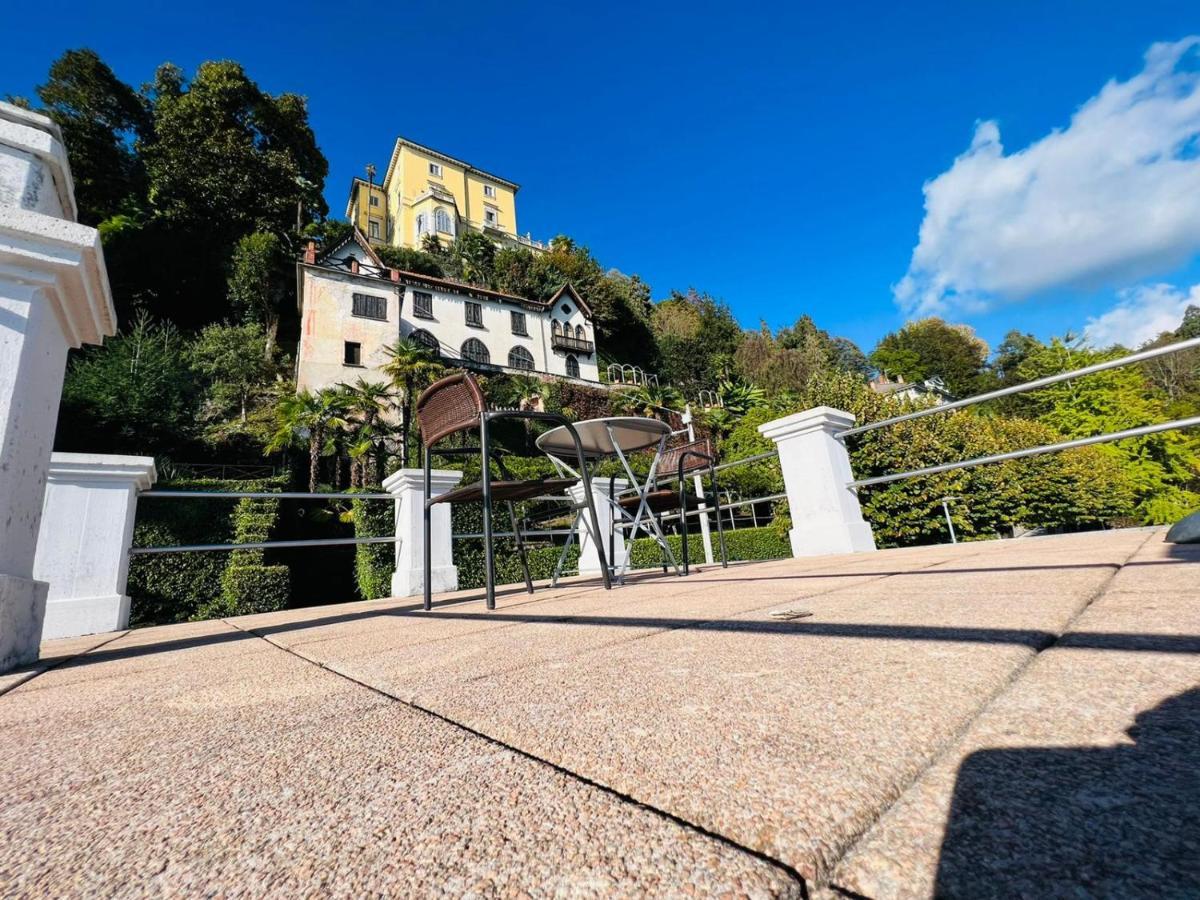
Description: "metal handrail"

(850, 415), (1200, 488)
(141, 491), (394, 500)
(839, 335), (1200, 438)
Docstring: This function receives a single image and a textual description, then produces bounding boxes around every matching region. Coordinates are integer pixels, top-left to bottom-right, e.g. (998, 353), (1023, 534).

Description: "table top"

(536, 416), (672, 459)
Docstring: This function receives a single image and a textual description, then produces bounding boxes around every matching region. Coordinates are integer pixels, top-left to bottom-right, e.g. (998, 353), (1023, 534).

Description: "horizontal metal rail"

(839, 335), (1200, 438)
(850, 415), (1200, 488)
(453, 529), (577, 539)
(140, 491), (394, 500)
(650, 448), (780, 488)
(130, 535), (401, 555)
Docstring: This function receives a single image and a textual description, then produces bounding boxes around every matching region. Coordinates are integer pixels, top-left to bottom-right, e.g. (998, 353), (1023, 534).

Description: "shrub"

(453, 502), (581, 590)
(628, 524), (791, 569)
(128, 477), (288, 625)
(352, 496), (394, 600)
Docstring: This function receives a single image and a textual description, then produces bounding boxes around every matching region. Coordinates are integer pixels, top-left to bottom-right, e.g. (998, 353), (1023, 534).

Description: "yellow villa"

(346, 137), (549, 253)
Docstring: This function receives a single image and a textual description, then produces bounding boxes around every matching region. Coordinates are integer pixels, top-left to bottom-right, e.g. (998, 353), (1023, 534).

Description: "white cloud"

(1082, 282), (1199, 348)
(896, 37), (1200, 317)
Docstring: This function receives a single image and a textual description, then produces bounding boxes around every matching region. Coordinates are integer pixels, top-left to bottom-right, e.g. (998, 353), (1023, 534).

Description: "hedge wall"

(352, 496), (395, 600)
(628, 525), (791, 569)
(453, 502), (580, 591)
(128, 477), (289, 626)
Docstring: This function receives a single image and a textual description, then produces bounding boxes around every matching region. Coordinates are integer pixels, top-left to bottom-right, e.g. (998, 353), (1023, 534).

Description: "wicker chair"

(617, 438), (728, 575)
(415, 372), (611, 610)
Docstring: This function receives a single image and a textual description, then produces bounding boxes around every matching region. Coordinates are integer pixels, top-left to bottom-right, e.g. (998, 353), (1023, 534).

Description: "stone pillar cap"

(47, 453), (157, 490)
(383, 468), (463, 494)
(757, 406), (857, 441)
(0, 101), (77, 221)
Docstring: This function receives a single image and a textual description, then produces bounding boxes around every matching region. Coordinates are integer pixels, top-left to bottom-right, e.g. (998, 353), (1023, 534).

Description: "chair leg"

(480, 415), (496, 610)
(423, 446), (433, 611)
(679, 477), (690, 577)
(655, 512), (668, 574)
(710, 461), (728, 568)
(509, 501), (533, 594)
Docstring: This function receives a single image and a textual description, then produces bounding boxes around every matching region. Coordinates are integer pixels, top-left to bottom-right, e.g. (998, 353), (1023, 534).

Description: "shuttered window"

(352, 293), (387, 320)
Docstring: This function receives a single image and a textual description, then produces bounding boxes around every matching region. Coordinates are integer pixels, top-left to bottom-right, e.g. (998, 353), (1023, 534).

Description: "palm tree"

(340, 377), (395, 485)
(614, 382), (684, 420)
(268, 388), (350, 491)
(381, 337), (444, 467)
(493, 374), (544, 448)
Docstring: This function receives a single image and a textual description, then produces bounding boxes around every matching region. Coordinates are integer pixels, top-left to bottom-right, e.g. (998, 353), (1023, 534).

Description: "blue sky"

(4, 1), (1199, 353)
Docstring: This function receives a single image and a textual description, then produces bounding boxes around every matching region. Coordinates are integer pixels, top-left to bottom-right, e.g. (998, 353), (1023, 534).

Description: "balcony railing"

(551, 333), (595, 354)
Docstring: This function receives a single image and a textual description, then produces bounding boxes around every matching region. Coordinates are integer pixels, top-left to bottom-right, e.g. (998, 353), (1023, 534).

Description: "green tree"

(227, 231), (291, 357)
(58, 312), (197, 455)
(374, 244), (444, 277)
(652, 289), (742, 394)
(339, 378), (395, 486)
(870, 317), (989, 396)
(380, 337), (444, 467)
(37, 49), (149, 225)
(190, 321), (283, 440)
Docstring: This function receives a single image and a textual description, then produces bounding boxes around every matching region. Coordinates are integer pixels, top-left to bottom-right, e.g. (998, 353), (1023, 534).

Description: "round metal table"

(536, 416), (679, 582)
(535, 416), (672, 459)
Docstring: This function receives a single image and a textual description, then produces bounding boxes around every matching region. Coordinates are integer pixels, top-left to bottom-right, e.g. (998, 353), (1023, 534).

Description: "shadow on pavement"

(934, 688), (1200, 898)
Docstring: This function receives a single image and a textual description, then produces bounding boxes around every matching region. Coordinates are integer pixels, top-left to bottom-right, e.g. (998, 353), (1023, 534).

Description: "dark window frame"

(508, 346), (535, 371)
(352, 293), (387, 321)
(344, 341), (363, 366)
(412, 290), (434, 319)
(510, 310), (528, 336)
(461, 338), (490, 365)
(565, 354), (580, 378)
(465, 301), (484, 328)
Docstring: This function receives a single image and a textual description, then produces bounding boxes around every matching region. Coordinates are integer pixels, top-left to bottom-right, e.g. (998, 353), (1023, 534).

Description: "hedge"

(453, 502), (580, 590)
(628, 525), (791, 569)
(128, 477), (289, 626)
(352, 496), (395, 600)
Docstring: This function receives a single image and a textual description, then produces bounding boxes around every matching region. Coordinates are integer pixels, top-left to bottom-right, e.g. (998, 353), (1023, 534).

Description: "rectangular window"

(369, 195), (380, 207)
(352, 293), (387, 320)
(412, 290), (434, 319)
(510, 311), (528, 336)
(484, 184), (496, 198)
(465, 301), (483, 327)
(429, 162), (442, 177)
(344, 341), (362, 366)
(368, 220), (381, 239)
(484, 209), (497, 225)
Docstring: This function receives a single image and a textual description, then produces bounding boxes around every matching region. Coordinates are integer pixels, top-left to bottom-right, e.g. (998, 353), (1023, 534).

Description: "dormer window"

(429, 162), (443, 177)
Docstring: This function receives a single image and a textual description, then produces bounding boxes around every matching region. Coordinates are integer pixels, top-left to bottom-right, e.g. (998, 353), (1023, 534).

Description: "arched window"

(435, 208), (453, 235)
(461, 338), (490, 365)
(508, 346), (535, 371)
(551, 320), (562, 337)
(565, 355), (580, 378)
(415, 213), (428, 237)
(575, 324), (585, 340)
(408, 329), (439, 356)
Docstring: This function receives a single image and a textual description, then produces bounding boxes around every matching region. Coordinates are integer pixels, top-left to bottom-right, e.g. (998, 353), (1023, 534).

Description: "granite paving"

(2, 527), (1196, 897)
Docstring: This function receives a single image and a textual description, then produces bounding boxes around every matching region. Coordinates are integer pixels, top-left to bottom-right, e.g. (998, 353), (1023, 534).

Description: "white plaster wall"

(542, 293), (599, 381)
(296, 269), (401, 393)
(401, 285), (549, 372)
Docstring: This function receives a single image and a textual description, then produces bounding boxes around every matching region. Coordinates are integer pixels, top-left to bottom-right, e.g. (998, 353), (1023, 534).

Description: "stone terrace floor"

(1, 528), (1197, 898)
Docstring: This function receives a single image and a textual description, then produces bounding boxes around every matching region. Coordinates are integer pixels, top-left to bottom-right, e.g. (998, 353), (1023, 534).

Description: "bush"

(128, 477), (288, 625)
(453, 502), (581, 590)
(628, 524), (791, 569)
(353, 496), (394, 600)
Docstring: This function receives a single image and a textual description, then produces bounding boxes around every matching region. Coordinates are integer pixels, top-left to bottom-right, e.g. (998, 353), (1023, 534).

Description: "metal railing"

(840, 336), (1200, 488)
(131, 490), (396, 555)
(551, 334), (595, 354)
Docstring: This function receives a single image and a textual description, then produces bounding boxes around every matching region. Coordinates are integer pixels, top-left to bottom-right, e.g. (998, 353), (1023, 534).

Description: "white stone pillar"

(33, 454), (156, 640)
(0, 102), (116, 671)
(384, 468), (462, 597)
(567, 478), (630, 576)
(758, 407), (876, 557)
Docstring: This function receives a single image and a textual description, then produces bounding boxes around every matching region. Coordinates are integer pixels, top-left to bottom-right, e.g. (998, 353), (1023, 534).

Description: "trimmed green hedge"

(628, 525), (791, 569)
(353, 496), (394, 600)
(453, 502), (580, 590)
(128, 477), (289, 626)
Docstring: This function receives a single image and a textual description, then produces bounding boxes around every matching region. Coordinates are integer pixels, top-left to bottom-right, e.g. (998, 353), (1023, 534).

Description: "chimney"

(350, 258), (360, 274)
(390, 269), (400, 282)
(303, 240), (317, 264)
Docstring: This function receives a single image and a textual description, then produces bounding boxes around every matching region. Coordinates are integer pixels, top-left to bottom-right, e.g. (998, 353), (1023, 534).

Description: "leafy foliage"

(870, 317), (990, 396)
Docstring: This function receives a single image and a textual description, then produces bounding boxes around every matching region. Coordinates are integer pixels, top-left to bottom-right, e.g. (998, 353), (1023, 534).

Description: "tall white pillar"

(0, 102), (116, 671)
(758, 407), (876, 557)
(383, 468), (462, 598)
(33, 454), (156, 640)
(567, 478), (630, 576)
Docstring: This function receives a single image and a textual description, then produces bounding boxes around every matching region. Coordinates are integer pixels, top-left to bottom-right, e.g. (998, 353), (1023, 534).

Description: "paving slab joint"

(226, 617), (811, 897)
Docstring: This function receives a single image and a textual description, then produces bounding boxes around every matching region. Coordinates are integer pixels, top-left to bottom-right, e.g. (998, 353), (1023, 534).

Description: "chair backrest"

(415, 372), (487, 447)
(657, 438), (714, 479)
